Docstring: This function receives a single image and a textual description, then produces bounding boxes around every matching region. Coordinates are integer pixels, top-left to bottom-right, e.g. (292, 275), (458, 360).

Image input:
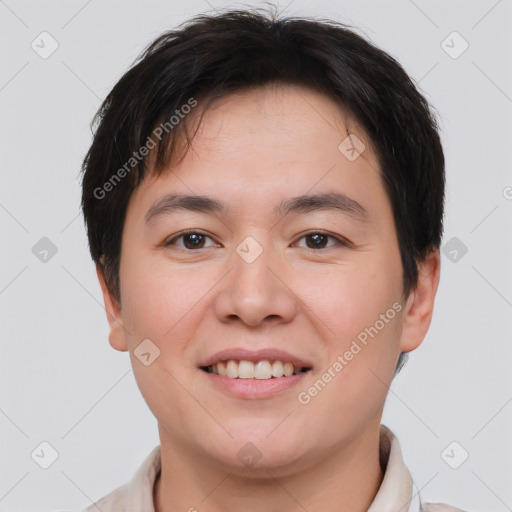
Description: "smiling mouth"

(200, 359), (312, 380)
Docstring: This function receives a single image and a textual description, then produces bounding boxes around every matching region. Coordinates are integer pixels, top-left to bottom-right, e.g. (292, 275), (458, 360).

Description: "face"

(98, 83), (439, 475)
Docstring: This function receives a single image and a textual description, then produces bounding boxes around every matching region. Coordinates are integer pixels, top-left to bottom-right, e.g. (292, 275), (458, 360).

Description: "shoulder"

(79, 445), (161, 511)
(79, 482), (128, 512)
(422, 503), (469, 512)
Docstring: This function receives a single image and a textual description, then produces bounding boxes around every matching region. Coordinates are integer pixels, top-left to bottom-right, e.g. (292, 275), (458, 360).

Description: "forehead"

(187, 83), (373, 156)
(146, 82), (378, 176)
(127, 84), (386, 225)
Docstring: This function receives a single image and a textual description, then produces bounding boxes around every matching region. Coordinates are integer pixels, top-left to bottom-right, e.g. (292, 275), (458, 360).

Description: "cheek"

(301, 300), (402, 434)
(297, 262), (403, 387)
(120, 264), (207, 430)
(120, 256), (203, 340)
(298, 264), (394, 336)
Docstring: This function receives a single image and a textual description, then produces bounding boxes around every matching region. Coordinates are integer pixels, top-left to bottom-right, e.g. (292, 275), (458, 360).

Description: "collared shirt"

(82, 425), (467, 512)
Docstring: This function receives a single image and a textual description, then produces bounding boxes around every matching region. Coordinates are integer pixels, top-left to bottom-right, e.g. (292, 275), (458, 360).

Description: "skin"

(96, 83), (440, 512)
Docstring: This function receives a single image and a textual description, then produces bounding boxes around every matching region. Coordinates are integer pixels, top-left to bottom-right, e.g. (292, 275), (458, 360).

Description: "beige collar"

(123, 424), (421, 511)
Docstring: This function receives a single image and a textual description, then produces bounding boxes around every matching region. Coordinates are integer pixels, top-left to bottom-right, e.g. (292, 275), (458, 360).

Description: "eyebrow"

(144, 191), (370, 225)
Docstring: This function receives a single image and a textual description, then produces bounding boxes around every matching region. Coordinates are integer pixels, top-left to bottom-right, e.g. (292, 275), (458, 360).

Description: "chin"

(205, 428), (311, 473)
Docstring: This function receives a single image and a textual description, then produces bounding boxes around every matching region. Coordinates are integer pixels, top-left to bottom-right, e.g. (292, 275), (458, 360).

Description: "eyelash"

(163, 229), (351, 251)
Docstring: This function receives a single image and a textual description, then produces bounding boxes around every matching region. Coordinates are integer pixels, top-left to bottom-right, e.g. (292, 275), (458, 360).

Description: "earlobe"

(399, 249), (441, 353)
(95, 263), (128, 352)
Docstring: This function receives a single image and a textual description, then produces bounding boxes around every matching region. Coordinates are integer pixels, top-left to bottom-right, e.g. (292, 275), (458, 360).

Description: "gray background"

(1, 0), (511, 510)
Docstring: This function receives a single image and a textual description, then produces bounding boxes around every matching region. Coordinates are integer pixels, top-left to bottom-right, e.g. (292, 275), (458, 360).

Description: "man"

(80, 6), (467, 511)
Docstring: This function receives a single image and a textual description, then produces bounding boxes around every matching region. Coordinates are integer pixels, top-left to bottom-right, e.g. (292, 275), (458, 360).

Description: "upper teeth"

(208, 360), (304, 379)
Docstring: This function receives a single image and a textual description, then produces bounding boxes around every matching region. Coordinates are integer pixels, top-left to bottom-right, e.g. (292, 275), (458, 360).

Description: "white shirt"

(81, 425), (467, 512)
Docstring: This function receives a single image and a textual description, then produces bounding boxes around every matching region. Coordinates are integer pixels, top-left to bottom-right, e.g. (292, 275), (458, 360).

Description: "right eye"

(164, 230), (219, 250)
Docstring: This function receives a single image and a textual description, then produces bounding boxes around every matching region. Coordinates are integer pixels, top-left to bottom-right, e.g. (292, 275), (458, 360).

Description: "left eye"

(294, 231), (346, 250)
(164, 231), (347, 251)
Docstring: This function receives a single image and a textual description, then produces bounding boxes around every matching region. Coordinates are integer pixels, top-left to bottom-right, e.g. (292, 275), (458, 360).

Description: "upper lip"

(199, 348), (313, 368)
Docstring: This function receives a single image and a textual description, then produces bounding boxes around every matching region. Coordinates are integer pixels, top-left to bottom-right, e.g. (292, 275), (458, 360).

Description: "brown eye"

(165, 231), (217, 250)
(295, 231), (349, 250)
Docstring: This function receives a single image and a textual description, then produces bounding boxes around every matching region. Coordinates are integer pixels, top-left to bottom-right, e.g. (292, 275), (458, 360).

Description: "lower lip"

(201, 370), (310, 399)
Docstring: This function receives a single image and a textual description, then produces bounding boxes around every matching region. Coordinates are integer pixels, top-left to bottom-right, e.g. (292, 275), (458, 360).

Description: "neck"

(154, 424), (384, 512)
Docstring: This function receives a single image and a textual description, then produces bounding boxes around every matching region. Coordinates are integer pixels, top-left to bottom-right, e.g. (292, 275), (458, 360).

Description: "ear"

(399, 248), (441, 353)
(96, 263), (128, 352)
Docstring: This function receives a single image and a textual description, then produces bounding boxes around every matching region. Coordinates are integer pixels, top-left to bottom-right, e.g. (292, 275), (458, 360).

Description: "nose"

(213, 236), (298, 329)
